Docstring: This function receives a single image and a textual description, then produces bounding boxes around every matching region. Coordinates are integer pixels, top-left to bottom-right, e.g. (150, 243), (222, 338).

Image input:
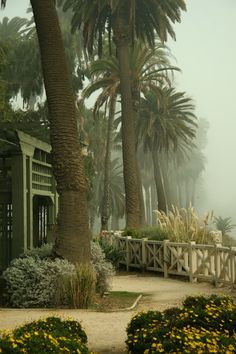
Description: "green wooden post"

(26, 156), (33, 249)
(11, 154), (28, 258)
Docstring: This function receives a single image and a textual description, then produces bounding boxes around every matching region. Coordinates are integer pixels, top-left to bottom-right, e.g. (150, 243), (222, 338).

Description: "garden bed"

(92, 291), (142, 311)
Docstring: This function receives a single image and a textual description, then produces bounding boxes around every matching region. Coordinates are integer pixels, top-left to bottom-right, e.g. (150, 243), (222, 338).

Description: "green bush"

(0, 316), (93, 353)
(126, 295), (236, 353)
(2, 242), (115, 307)
(22, 243), (54, 259)
(91, 241), (115, 295)
(55, 263), (96, 308)
(123, 227), (169, 241)
(2, 256), (75, 308)
(99, 241), (125, 269)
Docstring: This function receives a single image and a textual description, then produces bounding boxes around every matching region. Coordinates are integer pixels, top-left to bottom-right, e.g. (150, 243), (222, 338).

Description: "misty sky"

(1, 1), (236, 222)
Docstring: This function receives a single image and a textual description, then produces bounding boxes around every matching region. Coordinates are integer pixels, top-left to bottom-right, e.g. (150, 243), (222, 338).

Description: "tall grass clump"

(155, 205), (214, 244)
(55, 264), (96, 308)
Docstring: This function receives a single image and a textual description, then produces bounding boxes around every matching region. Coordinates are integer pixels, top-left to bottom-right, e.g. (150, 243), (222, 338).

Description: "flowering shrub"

(126, 295), (236, 353)
(0, 317), (95, 353)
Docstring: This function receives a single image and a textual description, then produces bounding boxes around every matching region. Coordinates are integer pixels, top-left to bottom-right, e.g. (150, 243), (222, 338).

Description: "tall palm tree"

(84, 42), (178, 228)
(83, 56), (119, 230)
(1, 0), (91, 264)
(138, 87), (197, 213)
(63, 0), (186, 229)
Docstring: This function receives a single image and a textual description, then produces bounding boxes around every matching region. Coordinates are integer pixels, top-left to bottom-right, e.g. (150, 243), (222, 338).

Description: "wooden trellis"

(0, 130), (58, 270)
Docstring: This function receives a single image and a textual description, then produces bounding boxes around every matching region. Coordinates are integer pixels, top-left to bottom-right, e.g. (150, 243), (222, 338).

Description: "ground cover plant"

(126, 294), (236, 353)
(0, 316), (94, 353)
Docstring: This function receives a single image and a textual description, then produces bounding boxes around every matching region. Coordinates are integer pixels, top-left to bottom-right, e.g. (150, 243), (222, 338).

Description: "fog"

(1, 0), (236, 225)
(168, 0), (236, 226)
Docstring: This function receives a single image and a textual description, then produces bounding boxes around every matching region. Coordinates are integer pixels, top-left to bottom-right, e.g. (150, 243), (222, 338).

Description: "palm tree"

(0, 16), (27, 40)
(83, 56), (119, 230)
(138, 87), (197, 213)
(84, 42), (178, 228)
(1, 0), (91, 264)
(63, 0), (186, 229)
(214, 216), (236, 236)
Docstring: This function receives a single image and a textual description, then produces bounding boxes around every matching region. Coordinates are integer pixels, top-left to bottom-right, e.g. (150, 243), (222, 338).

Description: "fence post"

(189, 241), (196, 283)
(230, 247), (236, 288)
(163, 240), (170, 278)
(214, 243), (221, 287)
(142, 238), (148, 272)
(126, 236), (131, 271)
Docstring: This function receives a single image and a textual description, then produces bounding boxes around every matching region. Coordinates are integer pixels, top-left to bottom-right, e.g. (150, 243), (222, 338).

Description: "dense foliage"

(126, 295), (236, 353)
(123, 227), (169, 241)
(2, 256), (74, 307)
(0, 316), (94, 353)
(2, 242), (114, 307)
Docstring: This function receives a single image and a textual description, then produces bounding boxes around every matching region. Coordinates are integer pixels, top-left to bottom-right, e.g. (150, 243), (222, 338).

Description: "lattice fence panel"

(192, 245), (215, 281)
(127, 239), (142, 268)
(166, 243), (190, 276)
(145, 241), (164, 272)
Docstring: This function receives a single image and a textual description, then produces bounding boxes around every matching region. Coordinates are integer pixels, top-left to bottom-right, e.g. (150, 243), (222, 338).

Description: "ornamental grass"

(155, 205), (214, 244)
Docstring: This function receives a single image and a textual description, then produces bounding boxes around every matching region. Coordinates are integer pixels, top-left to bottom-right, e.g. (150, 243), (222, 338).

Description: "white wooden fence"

(101, 231), (236, 286)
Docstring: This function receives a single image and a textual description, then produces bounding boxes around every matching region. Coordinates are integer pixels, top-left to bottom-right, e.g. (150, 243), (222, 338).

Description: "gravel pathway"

(0, 273), (234, 353)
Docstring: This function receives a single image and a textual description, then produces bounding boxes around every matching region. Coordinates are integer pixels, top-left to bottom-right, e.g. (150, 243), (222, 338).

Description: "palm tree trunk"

(31, 0), (90, 263)
(101, 95), (116, 231)
(113, 18), (141, 229)
(191, 179), (197, 207)
(152, 150), (167, 213)
(132, 86), (145, 226)
(151, 183), (157, 225)
(185, 179), (191, 208)
(111, 215), (119, 231)
(136, 159), (146, 226)
(144, 184), (151, 225)
(160, 157), (171, 211)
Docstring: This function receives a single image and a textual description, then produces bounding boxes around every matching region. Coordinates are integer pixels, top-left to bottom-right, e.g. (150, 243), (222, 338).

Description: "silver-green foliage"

(3, 242), (114, 307)
(91, 241), (115, 295)
(3, 256), (75, 308)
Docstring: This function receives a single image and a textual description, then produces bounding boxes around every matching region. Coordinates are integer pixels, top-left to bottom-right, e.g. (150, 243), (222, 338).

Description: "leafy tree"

(1, 0), (91, 264)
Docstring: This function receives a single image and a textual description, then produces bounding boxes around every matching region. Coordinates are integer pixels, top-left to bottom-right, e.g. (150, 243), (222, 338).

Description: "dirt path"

(0, 274), (234, 353)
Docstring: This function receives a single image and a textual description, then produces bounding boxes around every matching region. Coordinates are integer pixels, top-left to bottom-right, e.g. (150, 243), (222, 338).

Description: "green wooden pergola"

(0, 130), (58, 271)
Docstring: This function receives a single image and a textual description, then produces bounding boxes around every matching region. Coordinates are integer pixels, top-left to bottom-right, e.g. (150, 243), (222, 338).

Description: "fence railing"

(100, 231), (236, 286)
